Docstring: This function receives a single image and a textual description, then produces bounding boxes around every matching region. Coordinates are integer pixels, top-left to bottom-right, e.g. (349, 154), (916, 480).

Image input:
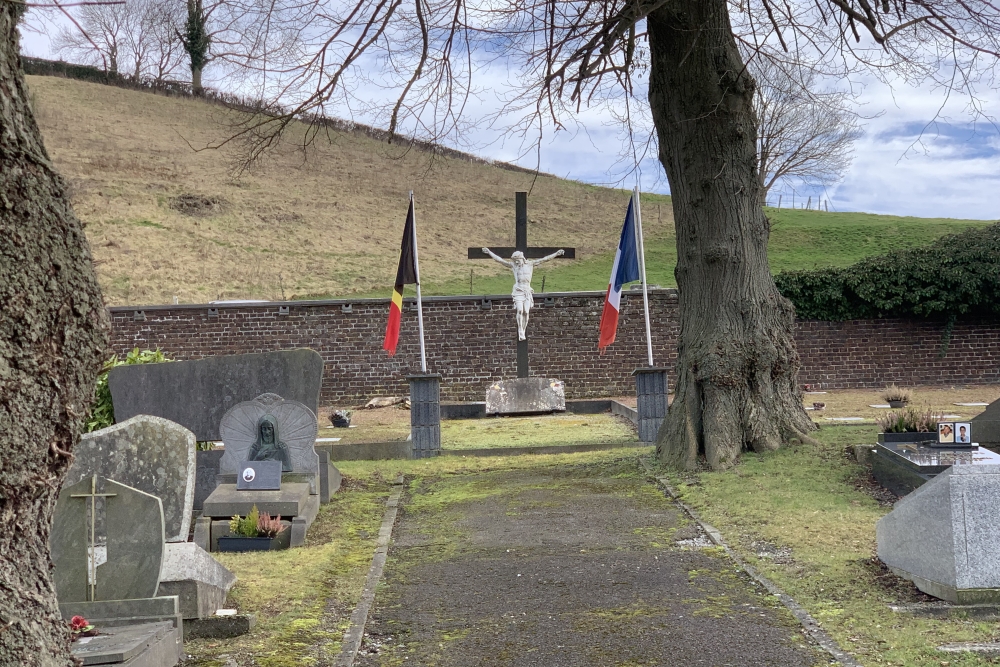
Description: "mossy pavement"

(354, 457), (828, 666)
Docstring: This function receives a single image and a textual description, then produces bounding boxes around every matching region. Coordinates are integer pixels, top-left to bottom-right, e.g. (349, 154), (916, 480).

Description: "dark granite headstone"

(52, 476), (165, 603)
(108, 349), (323, 441)
(194, 449), (224, 512)
(237, 460), (282, 490)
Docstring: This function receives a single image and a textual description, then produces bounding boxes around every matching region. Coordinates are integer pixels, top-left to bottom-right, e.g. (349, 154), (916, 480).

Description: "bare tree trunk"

(191, 65), (203, 94)
(648, 0), (815, 470)
(0, 8), (109, 666)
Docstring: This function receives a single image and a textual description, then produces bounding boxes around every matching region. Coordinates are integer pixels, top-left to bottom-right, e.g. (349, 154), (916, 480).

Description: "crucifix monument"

(468, 192), (575, 378)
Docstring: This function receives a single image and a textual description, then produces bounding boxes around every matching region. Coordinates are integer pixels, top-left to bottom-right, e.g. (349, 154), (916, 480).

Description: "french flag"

(598, 194), (641, 352)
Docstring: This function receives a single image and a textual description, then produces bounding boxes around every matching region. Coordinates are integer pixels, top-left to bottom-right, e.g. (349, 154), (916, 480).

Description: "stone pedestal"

(485, 378), (566, 415)
(633, 368), (669, 443)
(200, 482), (318, 550)
(408, 374), (442, 459)
(158, 542), (237, 620)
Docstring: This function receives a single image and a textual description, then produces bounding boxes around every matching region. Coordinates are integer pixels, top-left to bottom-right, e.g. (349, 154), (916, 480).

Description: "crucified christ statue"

(482, 247), (565, 340)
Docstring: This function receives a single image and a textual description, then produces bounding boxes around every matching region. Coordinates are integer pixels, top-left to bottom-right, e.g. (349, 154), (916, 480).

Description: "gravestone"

(68, 416), (196, 542)
(878, 464), (1000, 603)
(486, 378), (566, 415)
(218, 393), (319, 478)
(51, 475), (183, 666)
(200, 393), (321, 551)
(108, 349), (324, 441)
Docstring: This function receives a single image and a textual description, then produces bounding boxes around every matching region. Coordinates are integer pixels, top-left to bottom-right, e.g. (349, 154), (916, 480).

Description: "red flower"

(70, 616), (89, 632)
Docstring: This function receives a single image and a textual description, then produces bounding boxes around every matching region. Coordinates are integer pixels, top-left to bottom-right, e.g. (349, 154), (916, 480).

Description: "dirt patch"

(169, 193), (227, 216)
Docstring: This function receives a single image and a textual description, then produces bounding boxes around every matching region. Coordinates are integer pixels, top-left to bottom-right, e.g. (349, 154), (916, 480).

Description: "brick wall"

(108, 291), (1000, 406)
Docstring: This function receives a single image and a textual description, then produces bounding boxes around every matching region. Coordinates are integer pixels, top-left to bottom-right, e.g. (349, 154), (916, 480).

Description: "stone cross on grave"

(467, 192), (576, 378)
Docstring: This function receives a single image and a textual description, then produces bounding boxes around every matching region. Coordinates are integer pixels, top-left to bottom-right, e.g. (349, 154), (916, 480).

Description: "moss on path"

(356, 457), (829, 666)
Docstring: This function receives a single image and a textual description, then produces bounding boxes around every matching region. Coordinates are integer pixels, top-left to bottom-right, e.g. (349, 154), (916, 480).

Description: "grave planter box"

(216, 536), (284, 553)
(878, 432), (937, 445)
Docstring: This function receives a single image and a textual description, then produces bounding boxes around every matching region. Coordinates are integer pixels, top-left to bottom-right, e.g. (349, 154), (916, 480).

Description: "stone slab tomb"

(69, 416), (196, 543)
(51, 475), (183, 667)
(878, 464), (1000, 603)
(485, 377), (566, 415)
(872, 441), (1000, 496)
(108, 348), (323, 441)
(199, 393), (322, 551)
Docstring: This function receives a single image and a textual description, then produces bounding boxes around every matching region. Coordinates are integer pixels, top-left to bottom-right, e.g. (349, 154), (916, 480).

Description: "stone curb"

(639, 459), (863, 667)
(334, 475), (405, 667)
(938, 642), (1000, 655)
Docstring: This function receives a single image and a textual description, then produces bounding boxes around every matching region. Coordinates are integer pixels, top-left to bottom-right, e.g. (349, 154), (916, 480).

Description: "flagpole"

(410, 191), (428, 373)
(633, 186), (654, 367)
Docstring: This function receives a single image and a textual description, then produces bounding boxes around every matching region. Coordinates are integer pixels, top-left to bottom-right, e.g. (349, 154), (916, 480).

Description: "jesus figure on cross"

(482, 247), (565, 340)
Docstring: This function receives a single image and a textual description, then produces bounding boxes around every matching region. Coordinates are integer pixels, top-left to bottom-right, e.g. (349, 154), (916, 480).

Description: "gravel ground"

(355, 459), (829, 666)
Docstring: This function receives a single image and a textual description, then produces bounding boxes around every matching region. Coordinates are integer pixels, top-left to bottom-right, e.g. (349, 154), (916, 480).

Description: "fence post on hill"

(631, 186), (670, 444)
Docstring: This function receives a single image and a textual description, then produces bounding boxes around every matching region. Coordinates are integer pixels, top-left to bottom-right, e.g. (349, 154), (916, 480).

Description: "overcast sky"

(20, 23), (1000, 222)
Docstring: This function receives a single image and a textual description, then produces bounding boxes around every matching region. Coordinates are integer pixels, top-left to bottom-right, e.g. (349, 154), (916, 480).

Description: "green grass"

(413, 206), (995, 296)
(658, 423), (1000, 666)
(440, 413), (637, 450)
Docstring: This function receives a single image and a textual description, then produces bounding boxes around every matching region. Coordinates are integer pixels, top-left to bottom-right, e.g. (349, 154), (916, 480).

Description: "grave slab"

(485, 377), (566, 415)
(109, 349), (323, 441)
(69, 416), (196, 542)
(158, 542), (237, 619)
(70, 621), (180, 667)
(183, 614), (256, 640)
(878, 464), (1000, 603)
(201, 482), (313, 518)
(872, 441), (1000, 496)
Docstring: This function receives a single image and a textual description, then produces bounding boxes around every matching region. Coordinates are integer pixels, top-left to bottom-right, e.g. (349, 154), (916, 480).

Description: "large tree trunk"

(0, 9), (109, 666)
(647, 0), (815, 470)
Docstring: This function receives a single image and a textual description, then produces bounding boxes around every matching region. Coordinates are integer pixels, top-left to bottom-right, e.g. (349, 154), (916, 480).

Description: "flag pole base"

(632, 368), (670, 443)
(407, 374), (442, 458)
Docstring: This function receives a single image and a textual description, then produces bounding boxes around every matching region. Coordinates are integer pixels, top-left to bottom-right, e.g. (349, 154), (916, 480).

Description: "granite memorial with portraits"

(198, 394), (322, 551)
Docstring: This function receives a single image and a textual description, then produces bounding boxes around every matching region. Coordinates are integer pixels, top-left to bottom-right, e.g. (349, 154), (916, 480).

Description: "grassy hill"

(27, 75), (995, 306)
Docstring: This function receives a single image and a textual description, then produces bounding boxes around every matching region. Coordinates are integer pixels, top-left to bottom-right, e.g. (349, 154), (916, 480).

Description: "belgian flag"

(383, 196), (418, 355)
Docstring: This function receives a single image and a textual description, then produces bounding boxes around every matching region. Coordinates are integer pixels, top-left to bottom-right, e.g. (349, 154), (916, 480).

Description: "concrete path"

(356, 458), (828, 667)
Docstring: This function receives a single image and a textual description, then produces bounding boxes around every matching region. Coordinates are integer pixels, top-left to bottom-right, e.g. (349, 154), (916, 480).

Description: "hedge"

(774, 221), (1000, 321)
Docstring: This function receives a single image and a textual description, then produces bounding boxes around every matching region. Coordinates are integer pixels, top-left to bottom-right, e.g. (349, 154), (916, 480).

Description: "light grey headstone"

(485, 377), (566, 415)
(877, 464), (1000, 603)
(68, 416), (196, 543)
(219, 393), (319, 475)
(52, 476), (165, 603)
(108, 349), (323, 441)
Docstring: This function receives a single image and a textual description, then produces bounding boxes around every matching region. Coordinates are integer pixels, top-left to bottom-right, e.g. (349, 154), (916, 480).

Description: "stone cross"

(467, 192), (576, 377)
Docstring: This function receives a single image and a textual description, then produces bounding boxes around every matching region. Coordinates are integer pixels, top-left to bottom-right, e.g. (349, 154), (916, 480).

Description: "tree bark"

(191, 65), (203, 94)
(0, 9), (109, 666)
(647, 0), (815, 470)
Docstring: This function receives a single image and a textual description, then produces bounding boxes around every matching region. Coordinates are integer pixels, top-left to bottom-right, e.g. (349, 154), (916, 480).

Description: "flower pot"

(887, 400), (908, 409)
(217, 536), (281, 552)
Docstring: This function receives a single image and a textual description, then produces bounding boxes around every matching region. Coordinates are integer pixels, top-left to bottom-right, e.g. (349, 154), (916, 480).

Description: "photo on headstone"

(938, 422), (955, 444)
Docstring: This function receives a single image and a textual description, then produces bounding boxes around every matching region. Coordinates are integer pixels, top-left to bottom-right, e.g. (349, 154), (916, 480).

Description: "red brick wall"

(108, 291), (999, 405)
